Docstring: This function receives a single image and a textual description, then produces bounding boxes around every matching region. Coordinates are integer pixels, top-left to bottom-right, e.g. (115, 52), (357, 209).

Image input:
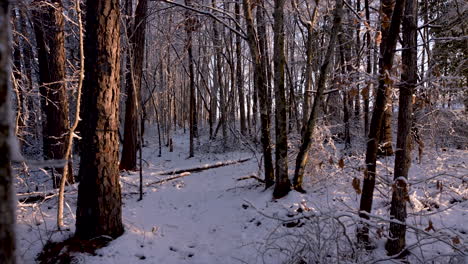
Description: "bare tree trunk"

(386, 0), (417, 256)
(32, 0), (73, 184)
(185, 0), (197, 157)
(302, 27), (314, 131)
(272, 0), (291, 198)
(354, 0), (362, 117)
(376, 0), (396, 157)
(120, 0), (148, 170)
(17, 7), (35, 142)
(76, 0), (124, 240)
(363, 0), (371, 136)
(235, 2), (247, 135)
(357, 0), (406, 245)
(292, 0), (344, 193)
(243, 0), (274, 188)
(0, 2), (17, 263)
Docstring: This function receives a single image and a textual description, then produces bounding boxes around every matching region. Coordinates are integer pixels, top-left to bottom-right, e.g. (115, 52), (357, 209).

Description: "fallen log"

(156, 158), (251, 176)
(146, 158), (251, 186)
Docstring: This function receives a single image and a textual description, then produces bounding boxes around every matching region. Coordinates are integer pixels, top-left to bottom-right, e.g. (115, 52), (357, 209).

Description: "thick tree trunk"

(292, 0), (344, 193)
(243, 0), (275, 188)
(32, 0), (73, 184)
(120, 0), (148, 170)
(272, 0), (291, 198)
(386, 0), (417, 256)
(76, 0), (124, 239)
(357, 0), (406, 245)
(0, 3), (17, 263)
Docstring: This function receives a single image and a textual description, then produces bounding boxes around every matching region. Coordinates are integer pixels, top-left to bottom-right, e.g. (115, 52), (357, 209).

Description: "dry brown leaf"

(352, 177), (362, 194)
(375, 31), (382, 45)
(338, 158), (344, 169)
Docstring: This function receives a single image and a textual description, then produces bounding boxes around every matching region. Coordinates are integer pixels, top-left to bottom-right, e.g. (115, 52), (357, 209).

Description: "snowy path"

(80, 134), (281, 264)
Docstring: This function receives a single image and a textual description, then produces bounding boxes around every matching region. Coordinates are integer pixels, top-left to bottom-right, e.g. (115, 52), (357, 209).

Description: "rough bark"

(272, 0), (291, 198)
(358, 0), (406, 245)
(120, 0), (148, 170)
(0, 2), (17, 263)
(386, 0), (417, 256)
(76, 0), (124, 239)
(242, 0), (274, 188)
(32, 0), (73, 184)
(292, 0), (343, 193)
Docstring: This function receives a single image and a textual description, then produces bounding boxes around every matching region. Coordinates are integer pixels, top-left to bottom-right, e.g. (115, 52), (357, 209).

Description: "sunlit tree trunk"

(32, 0), (73, 185)
(76, 0), (124, 239)
(120, 0), (148, 170)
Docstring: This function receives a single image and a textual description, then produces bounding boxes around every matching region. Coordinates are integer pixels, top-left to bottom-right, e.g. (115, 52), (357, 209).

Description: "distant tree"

(0, 2), (17, 263)
(234, 2), (247, 135)
(75, 0), (124, 239)
(32, 0), (73, 185)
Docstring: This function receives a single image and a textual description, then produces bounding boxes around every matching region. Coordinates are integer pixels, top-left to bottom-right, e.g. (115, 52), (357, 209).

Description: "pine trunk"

(32, 0), (73, 184)
(76, 0), (124, 239)
(120, 0), (148, 171)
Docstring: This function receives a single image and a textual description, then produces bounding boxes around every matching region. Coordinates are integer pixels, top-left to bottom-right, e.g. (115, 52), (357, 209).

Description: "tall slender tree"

(76, 0), (124, 239)
(32, 0), (72, 184)
(272, 0), (291, 198)
(243, 0), (275, 188)
(358, 0), (406, 245)
(386, 0), (417, 256)
(0, 2), (17, 263)
(120, 0), (148, 170)
(235, 2), (247, 135)
(292, 0), (344, 192)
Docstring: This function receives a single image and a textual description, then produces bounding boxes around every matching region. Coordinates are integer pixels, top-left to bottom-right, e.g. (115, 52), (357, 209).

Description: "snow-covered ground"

(14, 127), (468, 263)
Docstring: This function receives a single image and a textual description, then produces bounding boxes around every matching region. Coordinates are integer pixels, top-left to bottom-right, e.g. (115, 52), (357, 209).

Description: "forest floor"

(14, 125), (468, 263)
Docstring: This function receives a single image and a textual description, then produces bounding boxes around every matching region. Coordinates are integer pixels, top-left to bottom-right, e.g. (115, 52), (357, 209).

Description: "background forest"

(0, 0), (467, 263)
